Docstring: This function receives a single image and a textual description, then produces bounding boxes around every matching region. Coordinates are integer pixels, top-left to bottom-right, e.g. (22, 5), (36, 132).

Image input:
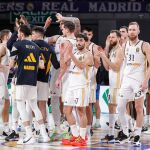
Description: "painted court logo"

(102, 88), (109, 106)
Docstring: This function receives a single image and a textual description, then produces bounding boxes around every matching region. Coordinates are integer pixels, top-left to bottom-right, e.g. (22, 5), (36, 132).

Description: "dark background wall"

(0, 0), (150, 47)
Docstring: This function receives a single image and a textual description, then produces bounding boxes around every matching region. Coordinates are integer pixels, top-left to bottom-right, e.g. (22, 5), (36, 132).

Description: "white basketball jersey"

(68, 50), (90, 89)
(87, 42), (97, 88)
(109, 47), (123, 88)
(55, 36), (65, 61)
(88, 42), (95, 52)
(0, 44), (10, 81)
(66, 38), (77, 53)
(0, 43), (10, 66)
(123, 40), (146, 80)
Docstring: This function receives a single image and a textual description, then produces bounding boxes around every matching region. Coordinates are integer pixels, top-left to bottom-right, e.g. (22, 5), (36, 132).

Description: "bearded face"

(110, 40), (118, 47)
(128, 34), (138, 41)
(109, 33), (118, 47)
(128, 24), (139, 41)
(76, 38), (86, 51)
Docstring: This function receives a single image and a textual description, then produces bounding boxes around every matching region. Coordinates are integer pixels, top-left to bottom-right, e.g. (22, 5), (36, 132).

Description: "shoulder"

(0, 43), (6, 50)
(142, 41), (150, 48)
(13, 40), (21, 48)
(142, 41), (150, 53)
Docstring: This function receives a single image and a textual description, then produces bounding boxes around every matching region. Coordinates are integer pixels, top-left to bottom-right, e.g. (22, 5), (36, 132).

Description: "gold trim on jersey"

(46, 54), (52, 75)
(68, 71), (81, 75)
(82, 88), (85, 106)
(115, 71), (121, 88)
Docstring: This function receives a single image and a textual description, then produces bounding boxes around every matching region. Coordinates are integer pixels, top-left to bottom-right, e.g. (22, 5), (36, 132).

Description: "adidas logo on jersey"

(24, 53), (36, 63)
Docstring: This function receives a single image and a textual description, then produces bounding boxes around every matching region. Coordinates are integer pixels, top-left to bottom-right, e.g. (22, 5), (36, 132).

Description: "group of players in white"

(0, 13), (150, 147)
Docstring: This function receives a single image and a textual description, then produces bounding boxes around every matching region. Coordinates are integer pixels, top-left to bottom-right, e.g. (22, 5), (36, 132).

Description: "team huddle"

(0, 13), (150, 147)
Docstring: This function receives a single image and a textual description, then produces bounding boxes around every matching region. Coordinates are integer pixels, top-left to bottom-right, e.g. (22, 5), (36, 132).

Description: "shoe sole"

(119, 139), (129, 144)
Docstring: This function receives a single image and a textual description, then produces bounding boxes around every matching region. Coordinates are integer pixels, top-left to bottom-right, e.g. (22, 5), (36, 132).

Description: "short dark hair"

(0, 29), (11, 41)
(63, 21), (75, 33)
(82, 27), (93, 33)
(110, 30), (121, 38)
(119, 26), (128, 32)
(32, 26), (45, 36)
(76, 33), (88, 42)
(19, 24), (31, 37)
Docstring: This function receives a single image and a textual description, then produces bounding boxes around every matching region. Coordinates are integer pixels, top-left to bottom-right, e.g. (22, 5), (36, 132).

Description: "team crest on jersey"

(136, 47), (140, 52)
(79, 56), (84, 61)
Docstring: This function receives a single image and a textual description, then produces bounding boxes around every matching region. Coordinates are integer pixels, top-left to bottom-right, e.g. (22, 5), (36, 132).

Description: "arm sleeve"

(7, 31), (18, 51)
(10, 44), (19, 59)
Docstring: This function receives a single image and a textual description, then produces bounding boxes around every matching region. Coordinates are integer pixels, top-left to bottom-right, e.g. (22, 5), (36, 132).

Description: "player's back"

(13, 39), (40, 86)
(34, 39), (55, 83)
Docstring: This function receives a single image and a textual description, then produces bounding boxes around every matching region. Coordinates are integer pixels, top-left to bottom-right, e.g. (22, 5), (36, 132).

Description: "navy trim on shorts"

(96, 84), (100, 100)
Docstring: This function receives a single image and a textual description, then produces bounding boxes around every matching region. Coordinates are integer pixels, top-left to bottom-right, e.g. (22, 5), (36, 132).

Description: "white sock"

(51, 96), (61, 127)
(118, 98), (129, 136)
(109, 114), (117, 136)
(33, 118), (40, 131)
(25, 126), (32, 137)
(134, 127), (142, 136)
(3, 122), (9, 133)
(55, 125), (61, 133)
(12, 122), (18, 132)
(70, 124), (79, 137)
(72, 108), (80, 126)
(80, 128), (87, 139)
(40, 124), (48, 137)
(86, 125), (91, 136)
(127, 114), (134, 132)
(96, 119), (100, 125)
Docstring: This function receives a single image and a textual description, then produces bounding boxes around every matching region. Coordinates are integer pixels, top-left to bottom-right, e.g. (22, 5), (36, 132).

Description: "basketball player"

(9, 25), (49, 144)
(44, 15), (81, 135)
(56, 13), (81, 36)
(82, 27), (101, 134)
(31, 26), (60, 132)
(119, 26), (129, 46)
(56, 32), (94, 146)
(100, 30), (124, 142)
(0, 29), (12, 138)
(117, 22), (150, 146)
(120, 26), (135, 131)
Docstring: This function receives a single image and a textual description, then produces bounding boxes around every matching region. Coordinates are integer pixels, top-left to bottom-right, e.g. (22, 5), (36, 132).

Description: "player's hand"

(99, 50), (106, 57)
(56, 13), (63, 22)
(105, 35), (110, 48)
(141, 79), (148, 92)
(55, 79), (61, 88)
(20, 15), (29, 26)
(15, 18), (20, 29)
(39, 57), (45, 69)
(44, 17), (52, 30)
(94, 46), (103, 56)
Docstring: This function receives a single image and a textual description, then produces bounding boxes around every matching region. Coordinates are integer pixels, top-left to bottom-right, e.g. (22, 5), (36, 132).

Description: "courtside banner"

(99, 86), (109, 113)
(0, 0), (150, 13)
